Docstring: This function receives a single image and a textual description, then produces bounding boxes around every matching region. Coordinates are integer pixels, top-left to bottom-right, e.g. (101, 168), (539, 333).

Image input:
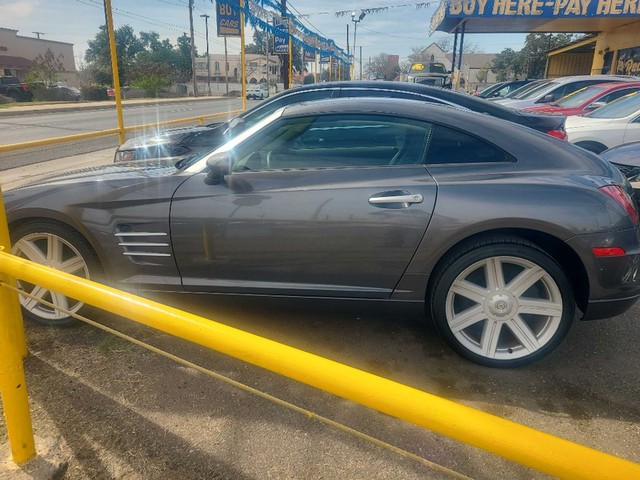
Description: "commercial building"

(0, 27), (76, 82)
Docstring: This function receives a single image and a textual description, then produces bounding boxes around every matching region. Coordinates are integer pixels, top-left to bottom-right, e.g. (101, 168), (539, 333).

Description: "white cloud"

(5, 0), (40, 20)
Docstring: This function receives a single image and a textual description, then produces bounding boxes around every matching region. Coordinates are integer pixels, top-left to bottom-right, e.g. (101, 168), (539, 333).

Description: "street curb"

(0, 96), (233, 117)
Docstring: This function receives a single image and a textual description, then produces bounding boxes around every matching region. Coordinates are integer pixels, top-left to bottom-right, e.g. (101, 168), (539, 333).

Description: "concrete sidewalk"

(0, 148), (114, 191)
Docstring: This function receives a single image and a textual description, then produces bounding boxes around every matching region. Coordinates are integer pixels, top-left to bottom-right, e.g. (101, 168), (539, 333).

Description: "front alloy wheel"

(431, 240), (574, 367)
(11, 221), (101, 326)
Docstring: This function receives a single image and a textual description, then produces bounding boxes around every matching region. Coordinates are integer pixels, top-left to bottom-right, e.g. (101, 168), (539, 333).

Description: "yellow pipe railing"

(0, 109), (243, 154)
(0, 249), (639, 479)
(0, 187), (34, 464)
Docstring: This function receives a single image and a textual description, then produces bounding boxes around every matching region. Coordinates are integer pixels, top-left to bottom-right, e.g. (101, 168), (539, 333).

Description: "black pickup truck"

(0, 76), (33, 102)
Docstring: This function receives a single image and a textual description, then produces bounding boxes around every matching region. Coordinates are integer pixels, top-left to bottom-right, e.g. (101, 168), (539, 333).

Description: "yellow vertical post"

(0, 186), (35, 464)
(0, 185), (26, 358)
(104, 0), (126, 145)
(240, 0), (246, 111)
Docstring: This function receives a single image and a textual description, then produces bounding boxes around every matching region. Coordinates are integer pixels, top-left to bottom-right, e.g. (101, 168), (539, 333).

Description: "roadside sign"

(216, 0), (241, 37)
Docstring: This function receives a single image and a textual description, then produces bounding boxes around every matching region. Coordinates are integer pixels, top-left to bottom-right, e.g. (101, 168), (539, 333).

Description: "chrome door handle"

(368, 194), (424, 205)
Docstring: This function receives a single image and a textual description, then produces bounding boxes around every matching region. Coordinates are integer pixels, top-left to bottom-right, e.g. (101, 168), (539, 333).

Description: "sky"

(4, 0), (527, 68)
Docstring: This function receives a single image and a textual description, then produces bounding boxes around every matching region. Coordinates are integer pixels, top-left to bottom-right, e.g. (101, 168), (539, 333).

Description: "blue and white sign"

(216, 0), (241, 37)
(273, 17), (289, 55)
(303, 48), (315, 62)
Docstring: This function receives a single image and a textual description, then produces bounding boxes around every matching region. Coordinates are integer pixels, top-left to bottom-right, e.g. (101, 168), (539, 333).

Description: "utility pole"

(346, 24), (349, 79)
(224, 37), (229, 95)
(188, 0), (198, 97)
(200, 14), (211, 96)
(280, 0), (289, 89)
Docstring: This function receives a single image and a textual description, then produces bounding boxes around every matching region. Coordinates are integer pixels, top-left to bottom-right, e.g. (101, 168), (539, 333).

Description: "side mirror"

(541, 93), (557, 103)
(205, 151), (232, 185)
(225, 117), (246, 137)
(585, 101), (606, 111)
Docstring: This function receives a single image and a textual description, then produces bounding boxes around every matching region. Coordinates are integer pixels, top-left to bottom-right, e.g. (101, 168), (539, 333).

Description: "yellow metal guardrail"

(0, 109), (243, 154)
(0, 224), (639, 477)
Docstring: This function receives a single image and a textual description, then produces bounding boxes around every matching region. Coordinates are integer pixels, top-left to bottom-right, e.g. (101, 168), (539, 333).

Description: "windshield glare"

(186, 109), (284, 173)
(513, 81), (559, 100)
(505, 80), (550, 99)
(555, 86), (606, 107)
(586, 91), (640, 119)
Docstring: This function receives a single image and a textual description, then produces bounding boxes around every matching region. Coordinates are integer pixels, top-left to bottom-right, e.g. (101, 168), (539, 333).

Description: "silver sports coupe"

(6, 98), (640, 367)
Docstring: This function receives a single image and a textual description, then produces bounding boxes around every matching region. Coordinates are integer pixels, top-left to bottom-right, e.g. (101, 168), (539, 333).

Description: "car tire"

(429, 237), (574, 368)
(10, 220), (103, 327)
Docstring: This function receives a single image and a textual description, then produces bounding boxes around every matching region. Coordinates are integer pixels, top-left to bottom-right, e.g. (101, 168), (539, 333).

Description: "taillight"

(599, 185), (639, 225)
(547, 129), (567, 141)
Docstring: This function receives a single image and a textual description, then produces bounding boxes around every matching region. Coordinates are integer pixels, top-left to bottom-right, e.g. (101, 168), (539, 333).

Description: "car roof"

(245, 80), (532, 120)
(281, 96), (516, 131)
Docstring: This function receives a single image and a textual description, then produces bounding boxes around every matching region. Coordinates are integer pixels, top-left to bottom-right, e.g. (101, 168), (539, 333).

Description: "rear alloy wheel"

(431, 240), (574, 367)
(11, 221), (101, 326)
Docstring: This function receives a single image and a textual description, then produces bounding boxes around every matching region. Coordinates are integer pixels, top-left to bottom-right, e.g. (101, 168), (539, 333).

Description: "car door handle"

(368, 193), (424, 205)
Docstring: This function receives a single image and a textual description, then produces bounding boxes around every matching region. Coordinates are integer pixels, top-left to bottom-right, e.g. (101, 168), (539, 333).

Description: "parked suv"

(496, 75), (637, 110)
(246, 84), (269, 100)
(0, 76), (33, 102)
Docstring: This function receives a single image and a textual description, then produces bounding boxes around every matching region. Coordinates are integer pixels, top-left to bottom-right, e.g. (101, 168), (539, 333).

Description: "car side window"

(598, 88), (640, 104)
(425, 124), (514, 164)
(244, 89), (337, 127)
(232, 114), (432, 170)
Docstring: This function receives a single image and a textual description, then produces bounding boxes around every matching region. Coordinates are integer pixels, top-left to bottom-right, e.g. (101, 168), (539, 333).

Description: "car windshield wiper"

(174, 153), (204, 170)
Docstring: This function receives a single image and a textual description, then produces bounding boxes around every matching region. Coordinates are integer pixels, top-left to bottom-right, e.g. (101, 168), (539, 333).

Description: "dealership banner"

(216, 0), (241, 37)
(320, 54), (330, 64)
(303, 48), (315, 62)
(273, 17), (289, 54)
(616, 47), (640, 76)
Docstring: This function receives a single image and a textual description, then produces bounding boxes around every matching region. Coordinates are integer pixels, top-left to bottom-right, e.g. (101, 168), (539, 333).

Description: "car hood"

(9, 162), (183, 191)
(117, 125), (218, 150)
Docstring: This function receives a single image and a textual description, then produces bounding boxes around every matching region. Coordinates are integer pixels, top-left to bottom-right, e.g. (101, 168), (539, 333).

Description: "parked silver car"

(6, 98), (640, 368)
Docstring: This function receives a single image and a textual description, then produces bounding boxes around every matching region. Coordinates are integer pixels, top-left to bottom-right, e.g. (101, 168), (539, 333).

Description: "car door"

(169, 112), (437, 298)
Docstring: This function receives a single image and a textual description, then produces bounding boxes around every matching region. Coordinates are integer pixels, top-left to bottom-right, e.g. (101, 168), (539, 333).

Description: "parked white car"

(496, 75), (636, 110)
(246, 84), (269, 100)
(566, 90), (640, 153)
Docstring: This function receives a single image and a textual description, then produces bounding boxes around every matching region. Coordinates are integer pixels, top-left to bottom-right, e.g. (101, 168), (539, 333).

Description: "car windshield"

(511, 81), (559, 100)
(503, 80), (550, 99)
(585, 91), (640, 118)
(553, 85), (607, 107)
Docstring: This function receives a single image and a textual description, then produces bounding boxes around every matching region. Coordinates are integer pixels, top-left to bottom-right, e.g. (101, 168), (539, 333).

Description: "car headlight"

(115, 150), (136, 163)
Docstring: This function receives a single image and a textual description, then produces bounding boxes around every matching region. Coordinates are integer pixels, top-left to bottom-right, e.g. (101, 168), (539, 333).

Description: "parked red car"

(524, 81), (640, 116)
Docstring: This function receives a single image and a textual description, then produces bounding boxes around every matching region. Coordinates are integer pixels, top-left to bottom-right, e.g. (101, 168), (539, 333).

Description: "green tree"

(521, 33), (579, 78)
(364, 53), (400, 81)
(490, 48), (525, 81)
(85, 25), (144, 85)
(175, 33), (195, 82)
(25, 49), (65, 85)
(491, 33), (582, 81)
(476, 63), (490, 84)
